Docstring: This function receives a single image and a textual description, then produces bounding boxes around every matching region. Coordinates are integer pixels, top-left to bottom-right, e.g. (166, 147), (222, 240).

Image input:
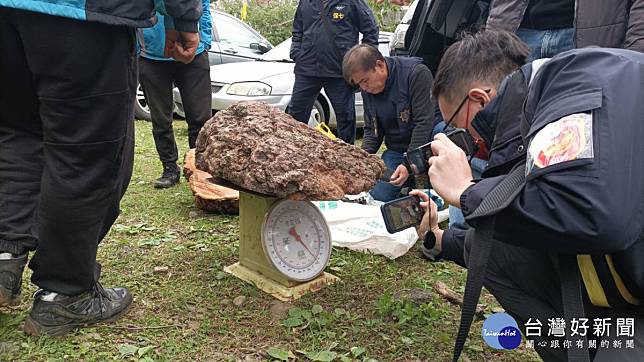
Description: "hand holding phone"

(380, 195), (424, 233)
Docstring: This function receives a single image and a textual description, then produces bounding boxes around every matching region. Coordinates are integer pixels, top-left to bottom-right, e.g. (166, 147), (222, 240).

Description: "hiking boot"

(154, 163), (180, 189)
(0, 253), (27, 307)
(23, 283), (133, 337)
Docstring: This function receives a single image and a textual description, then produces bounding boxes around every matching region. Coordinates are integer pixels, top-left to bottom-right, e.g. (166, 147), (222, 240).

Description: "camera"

(404, 128), (476, 175)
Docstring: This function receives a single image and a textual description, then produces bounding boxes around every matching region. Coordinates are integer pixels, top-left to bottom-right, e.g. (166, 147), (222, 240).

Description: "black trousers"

(464, 237), (644, 361)
(287, 74), (356, 144)
(0, 8), (136, 295)
(139, 52), (211, 165)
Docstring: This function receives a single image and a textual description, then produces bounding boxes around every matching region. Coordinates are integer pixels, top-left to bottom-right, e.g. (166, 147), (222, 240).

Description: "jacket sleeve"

(624, 0), (644, 52)
(290, 1), (304, 61)
(160, 0), (202, 32)
(440, 229), (467, 268)
(485, 0), (526, 33)
(355, 0), (379, 46)
(407, 64), (434, 151)
(462, 169), (636, 255)
(361, 95), (383, 154)
(199, 0), (212, 50)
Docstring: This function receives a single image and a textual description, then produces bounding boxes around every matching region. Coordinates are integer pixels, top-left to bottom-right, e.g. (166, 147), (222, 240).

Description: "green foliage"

(215, 0), (402, 45)
(375, 293), (440, 326)
(217, 0), (297, 45)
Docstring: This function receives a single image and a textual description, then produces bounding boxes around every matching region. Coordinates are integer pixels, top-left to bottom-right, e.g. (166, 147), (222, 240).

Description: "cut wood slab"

(183, 149), (239, 214)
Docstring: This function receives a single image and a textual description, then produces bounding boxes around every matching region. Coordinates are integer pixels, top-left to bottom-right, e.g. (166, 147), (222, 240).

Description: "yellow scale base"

(224, 191), (339, 301)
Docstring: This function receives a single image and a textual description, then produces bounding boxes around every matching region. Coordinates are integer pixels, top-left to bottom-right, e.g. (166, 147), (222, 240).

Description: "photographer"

(429, 30), (644, 361)
(343, 44), (433, 202)
(418, 30), (530, 265)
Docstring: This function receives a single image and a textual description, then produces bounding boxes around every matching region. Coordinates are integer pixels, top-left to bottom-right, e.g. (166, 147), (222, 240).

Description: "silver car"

(173, 32), (393, 128)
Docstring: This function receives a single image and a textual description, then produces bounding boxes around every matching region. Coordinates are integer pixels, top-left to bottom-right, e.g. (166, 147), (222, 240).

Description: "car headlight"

(226, 82), (272, 96)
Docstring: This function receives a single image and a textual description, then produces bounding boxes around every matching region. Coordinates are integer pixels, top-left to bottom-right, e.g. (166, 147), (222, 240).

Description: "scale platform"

(211, 178), (340, 301)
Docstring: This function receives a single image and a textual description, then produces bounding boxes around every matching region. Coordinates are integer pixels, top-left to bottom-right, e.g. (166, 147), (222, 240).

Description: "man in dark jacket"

(343, 44), (433, 201)
(0, 0), (200, 336)
(288, 0), (378, 144)
(427, 30), (644, 360)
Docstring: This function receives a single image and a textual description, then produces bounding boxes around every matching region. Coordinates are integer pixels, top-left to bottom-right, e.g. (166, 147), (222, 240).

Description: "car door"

(210, 11), (273, 64)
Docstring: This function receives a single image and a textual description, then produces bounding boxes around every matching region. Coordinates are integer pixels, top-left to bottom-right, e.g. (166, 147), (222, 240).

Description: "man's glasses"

(441, 89), (491, 132)
(443, 94), (469, 132)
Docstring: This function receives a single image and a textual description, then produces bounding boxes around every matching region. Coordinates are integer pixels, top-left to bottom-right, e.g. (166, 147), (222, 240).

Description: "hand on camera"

(428, 133), (474, 208)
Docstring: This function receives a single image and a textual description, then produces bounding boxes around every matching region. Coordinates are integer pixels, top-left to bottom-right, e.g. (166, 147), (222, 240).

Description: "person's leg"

(8, 7), (135, 295)
(139, 58), (178, 165)
(139, 57), (181, 187)
(0, 7), (40, 306)
(286, 74), (322, 125)
(515, 28), (546, 62)
(173, 51), (211, 149)
(323, 78), (356, 144)
(8, 8), (136, 335)
(369, 150), (406, 202)
(541, 27), (574, 59)
(464, 239), (568, 361)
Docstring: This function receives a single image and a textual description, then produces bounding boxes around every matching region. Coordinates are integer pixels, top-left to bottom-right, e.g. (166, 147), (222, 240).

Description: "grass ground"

(0, 121), (539, 361)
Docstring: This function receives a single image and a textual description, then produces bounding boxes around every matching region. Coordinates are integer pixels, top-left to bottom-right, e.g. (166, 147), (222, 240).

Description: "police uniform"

(288, 0), (378, 144)
(451, 48), (644, 361)
(361, 56), (434, 201)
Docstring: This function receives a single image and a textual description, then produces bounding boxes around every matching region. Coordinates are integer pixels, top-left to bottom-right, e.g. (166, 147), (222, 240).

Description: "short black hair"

(432, 29), (530, 102)
(342, 44), (385, 84)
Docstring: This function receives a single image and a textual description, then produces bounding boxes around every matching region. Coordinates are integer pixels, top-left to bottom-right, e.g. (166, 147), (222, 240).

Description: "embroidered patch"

(399, 108), (410, 123)
(526, 113), (594, 175)
(331, 5), (346, 21)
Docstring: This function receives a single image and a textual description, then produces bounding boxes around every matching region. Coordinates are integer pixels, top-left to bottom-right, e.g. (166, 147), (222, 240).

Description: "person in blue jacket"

(0, 0), (199, 337)
(287, 0), (379, 144)
(138, 0), (212, 188)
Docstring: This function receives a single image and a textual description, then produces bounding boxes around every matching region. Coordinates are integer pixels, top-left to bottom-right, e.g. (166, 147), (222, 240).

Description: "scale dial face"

(261, 200), (332, 282)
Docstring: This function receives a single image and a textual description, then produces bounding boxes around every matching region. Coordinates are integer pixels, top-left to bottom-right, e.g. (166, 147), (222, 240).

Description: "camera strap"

(452, 163), (590, 362)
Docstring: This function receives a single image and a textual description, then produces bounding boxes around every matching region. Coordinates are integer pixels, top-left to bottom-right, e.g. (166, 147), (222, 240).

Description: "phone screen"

(380, 196), (423, 233)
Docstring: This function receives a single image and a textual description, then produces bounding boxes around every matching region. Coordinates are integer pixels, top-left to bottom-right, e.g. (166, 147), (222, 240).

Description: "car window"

(214, 14), (263, 50)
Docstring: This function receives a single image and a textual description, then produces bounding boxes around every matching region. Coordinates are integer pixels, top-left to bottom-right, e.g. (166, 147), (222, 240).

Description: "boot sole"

(23, 298), (133, 337)
(153, 180), (179, 189)
(0, 286), (20, 307)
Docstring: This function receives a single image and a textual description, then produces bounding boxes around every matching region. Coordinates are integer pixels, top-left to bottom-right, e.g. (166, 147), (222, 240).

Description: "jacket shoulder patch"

(526, 113), (594, 174)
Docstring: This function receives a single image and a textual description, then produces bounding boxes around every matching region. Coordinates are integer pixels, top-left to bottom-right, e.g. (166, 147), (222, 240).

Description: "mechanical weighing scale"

(215, 179), (340, 301)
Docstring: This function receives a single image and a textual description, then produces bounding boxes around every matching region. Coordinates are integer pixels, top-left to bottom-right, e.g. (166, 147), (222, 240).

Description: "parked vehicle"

(389, 0), (420, 56)
(173, 32), (393, 128)
(134, 8), (273, 121)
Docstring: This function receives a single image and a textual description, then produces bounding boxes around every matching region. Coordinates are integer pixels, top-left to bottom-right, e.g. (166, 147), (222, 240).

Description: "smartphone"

(380, 195), (424, 233)
(404, 128), (476, 175)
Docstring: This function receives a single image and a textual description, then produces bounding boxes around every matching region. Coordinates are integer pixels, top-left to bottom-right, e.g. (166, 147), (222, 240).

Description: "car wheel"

(307, 99), (327, 128)
(134, 83), (152, 121)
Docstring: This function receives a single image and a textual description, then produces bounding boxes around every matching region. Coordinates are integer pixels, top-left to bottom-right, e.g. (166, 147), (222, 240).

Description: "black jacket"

(460, 48), (644, 296)
(361, 57), (434, 154)
(290, 0), (379, 77)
